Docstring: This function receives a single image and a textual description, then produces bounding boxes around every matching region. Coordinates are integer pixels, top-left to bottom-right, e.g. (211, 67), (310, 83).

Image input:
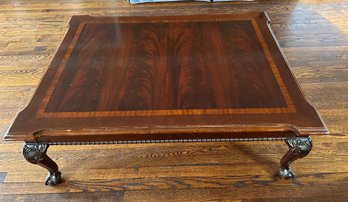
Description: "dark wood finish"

(4, 12), (327, 144)
(22, 144), (61, 185)
(0, 0), (347, 199)
(3, 12), (330, 186)
(279, 136), (312, 179)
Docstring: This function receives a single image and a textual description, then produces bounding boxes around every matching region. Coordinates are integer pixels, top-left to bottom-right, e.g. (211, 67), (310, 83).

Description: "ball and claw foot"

(279, 136), (312, 179)
(279, 167), (294, 179)
(23, 143), (62, 186)
(45, 171), (62, 186)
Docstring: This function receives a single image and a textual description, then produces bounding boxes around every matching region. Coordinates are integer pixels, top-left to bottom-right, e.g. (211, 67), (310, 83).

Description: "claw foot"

(45, 171), (62, 186)
(23, 143), (62, 186)
(279, 136), (312, 179)
(279, 167), (294, 179)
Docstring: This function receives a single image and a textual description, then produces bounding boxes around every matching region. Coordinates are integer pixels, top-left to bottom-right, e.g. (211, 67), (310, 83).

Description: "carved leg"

(279, 136), (312, 179)
(23, 143), (61, 186)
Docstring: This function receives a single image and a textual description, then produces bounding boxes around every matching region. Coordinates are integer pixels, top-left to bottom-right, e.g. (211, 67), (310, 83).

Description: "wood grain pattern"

(0, 0), (347, 201)
(4, 12), (327, 143)
(45, 20), (286, 112)
(0, 190), (123, 201)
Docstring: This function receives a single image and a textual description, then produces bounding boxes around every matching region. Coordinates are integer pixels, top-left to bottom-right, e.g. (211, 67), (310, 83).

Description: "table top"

(5, 12), (328, 143)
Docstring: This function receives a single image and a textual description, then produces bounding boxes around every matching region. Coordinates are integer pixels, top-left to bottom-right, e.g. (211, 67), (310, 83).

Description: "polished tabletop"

(5, 12), (328, 143)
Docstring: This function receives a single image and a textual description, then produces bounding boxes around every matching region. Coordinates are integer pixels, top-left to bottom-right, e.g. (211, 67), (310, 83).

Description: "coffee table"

(4, 12), (328, 186)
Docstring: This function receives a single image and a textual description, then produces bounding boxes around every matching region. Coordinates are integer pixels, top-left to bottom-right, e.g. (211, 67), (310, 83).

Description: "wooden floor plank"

(123, 185), (348, 202)
(0, 189), (123, 201)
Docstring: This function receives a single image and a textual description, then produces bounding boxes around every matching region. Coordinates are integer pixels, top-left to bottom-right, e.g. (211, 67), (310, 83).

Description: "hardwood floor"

(0, 0), (347, 201)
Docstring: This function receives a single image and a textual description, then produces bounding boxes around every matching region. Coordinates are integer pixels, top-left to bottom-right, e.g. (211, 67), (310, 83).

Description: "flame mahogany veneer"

(5, 12), (328, 185)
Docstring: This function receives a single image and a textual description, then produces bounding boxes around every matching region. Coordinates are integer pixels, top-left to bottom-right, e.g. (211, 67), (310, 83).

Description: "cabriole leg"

(279, 136), (312, 179)
(23, 143), (61, 186)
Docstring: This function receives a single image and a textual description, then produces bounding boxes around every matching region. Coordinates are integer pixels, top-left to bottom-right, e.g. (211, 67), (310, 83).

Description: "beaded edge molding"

(40, 137), (286, 145)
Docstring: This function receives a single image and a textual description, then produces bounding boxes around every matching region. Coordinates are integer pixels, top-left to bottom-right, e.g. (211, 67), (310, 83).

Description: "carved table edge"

(28, 137), (287, 145)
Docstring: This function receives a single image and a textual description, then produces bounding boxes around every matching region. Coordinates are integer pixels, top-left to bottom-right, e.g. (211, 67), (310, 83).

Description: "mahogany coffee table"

(5, 12), (328, 185)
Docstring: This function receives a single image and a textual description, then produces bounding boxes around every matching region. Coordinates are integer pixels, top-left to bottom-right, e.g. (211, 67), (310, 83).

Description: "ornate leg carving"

(23, 143), (61, 186)
(279, 136), (312, 179)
